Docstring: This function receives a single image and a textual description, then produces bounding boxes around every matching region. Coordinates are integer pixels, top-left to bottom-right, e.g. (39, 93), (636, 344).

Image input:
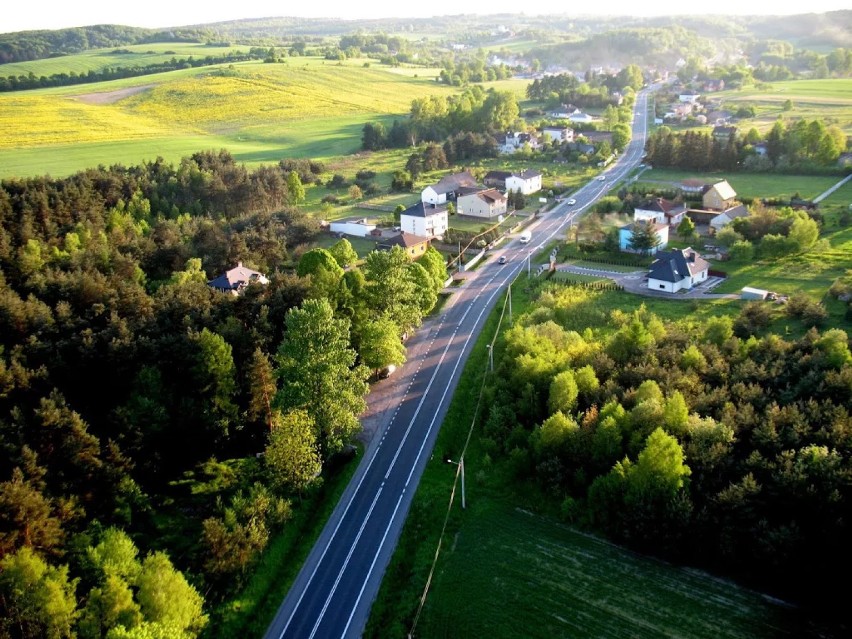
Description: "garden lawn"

(636, 169), (843, 202)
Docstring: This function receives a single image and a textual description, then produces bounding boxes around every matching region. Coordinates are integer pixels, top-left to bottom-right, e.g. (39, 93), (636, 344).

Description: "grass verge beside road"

(207, 445), (362, 639)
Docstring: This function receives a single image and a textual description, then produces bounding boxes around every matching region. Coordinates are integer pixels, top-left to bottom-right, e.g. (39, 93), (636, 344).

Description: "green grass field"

(637, 169), (842, 202)
(710, 79), (852, 135)
(0, 42), (254, 77)
(416, 501), (815, 639)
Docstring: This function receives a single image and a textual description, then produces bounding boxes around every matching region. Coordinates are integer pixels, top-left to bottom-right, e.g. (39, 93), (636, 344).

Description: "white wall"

(634, 208), (665, 224)
(506, 175), (542, 195)
(421, 187), (446, 205)
(401, 211), (448, 237)
(329, 221), (376, 237)
(648, 278), (676, 293)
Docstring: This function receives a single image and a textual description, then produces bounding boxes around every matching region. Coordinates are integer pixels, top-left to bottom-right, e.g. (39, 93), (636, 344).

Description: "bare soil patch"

(75, 84), (155, 105)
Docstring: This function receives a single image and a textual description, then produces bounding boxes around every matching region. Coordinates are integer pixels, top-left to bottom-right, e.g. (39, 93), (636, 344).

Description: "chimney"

(237, 261), (243, 268)
(687, 251), (696, 262)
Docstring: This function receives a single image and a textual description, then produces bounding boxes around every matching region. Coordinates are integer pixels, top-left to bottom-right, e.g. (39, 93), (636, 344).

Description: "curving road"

(263, 87), (654, 639)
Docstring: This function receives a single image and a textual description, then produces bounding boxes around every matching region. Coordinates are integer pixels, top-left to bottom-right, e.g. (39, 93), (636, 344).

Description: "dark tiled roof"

(648, 248), (709, 283)
(514, 169), (542, 180)
(484, 170), (512, 181)
(401, 202), (448, 218)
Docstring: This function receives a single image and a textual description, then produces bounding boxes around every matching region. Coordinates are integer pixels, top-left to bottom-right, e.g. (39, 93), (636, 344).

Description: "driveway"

(555, 264), (739, 299)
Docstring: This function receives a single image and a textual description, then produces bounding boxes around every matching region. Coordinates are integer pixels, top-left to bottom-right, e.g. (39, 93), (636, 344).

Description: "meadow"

(636, 168), (843, 202)
(0, 56), (459, 178)
(0, 42), (254, 77)
(706, 78), (852, 135)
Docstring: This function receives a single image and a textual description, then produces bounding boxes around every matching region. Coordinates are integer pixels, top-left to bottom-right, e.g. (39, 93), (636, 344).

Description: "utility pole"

(445, 458), (466, 509)
(507, 285), (512, 323)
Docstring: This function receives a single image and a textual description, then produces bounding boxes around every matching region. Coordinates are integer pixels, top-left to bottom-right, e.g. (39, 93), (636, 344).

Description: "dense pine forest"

(0, 149), (446, 637)
(482, 284), (851, 610)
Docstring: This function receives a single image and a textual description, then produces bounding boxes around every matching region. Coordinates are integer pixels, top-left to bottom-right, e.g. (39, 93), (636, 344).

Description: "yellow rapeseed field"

(122, 64), (456, 129)
(0, 94), (180, 149)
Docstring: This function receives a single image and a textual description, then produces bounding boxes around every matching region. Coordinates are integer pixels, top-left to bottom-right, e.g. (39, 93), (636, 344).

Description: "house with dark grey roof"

(421, 171), (478, 205)
(208, 262), (269, 295)
(647, 248), (709, 293)
(712, 125), (737, 141)
(506, 169), (542, 195)
(400, 202), (448, 238)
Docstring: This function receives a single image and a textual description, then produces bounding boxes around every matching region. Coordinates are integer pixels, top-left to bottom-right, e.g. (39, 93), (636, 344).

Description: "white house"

(400, 202), (449, 238)
(208, 262), (269, 295)
(329, 217), (377, 238)
(709, 205), (749, 234)
(647, 248), (709, 293)
(678, 92), (701, 104)
(505, 169), (543, 195)
(421, 171), (478, 205)
(634, 198), (687, 227)
(499, 131), (541, 154)
(542, 127), (574, 143)
(456, 188), (508, 219)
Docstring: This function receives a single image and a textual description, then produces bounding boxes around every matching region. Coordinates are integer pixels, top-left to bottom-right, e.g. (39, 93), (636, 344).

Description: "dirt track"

(74, 84), (155, 105)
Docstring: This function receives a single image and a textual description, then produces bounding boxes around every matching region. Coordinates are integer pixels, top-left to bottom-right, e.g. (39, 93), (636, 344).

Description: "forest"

(644, 120), (848, 174)
(481, 283), (851, 610)
(0, 149), (446, 638)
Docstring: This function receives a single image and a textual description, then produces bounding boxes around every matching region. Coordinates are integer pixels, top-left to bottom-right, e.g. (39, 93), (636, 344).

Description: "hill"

(0, 58), (459, 178)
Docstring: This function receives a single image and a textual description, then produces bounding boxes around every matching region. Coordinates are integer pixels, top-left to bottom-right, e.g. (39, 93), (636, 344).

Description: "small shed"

(741, 287), (769, 301)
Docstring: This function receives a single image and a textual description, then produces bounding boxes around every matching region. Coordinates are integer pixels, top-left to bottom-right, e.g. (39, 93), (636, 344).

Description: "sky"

(3, 0), (849, 34)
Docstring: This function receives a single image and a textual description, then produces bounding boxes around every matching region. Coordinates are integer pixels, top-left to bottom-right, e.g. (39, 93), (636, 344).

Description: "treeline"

(644, 120), (848, 173)
(526, 65), (643, 107)
(483, 284), (852, 609)
(0, 50), (262, 92)
(362, 85), (520, 154)
(437, 59), (512, 86)
(0, 24), (212, 64)
(526, 26), (716, 70)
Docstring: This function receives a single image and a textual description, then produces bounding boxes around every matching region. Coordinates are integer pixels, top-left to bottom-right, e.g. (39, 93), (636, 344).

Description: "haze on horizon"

(3, 0), (849, 35)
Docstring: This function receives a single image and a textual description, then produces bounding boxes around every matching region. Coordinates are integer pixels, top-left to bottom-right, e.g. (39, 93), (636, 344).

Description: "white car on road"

(597, 175), (606, 181)
(566, 198), (576, 205)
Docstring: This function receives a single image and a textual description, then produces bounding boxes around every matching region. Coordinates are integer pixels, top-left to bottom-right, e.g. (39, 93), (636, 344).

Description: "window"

(659, 284), (665, 289)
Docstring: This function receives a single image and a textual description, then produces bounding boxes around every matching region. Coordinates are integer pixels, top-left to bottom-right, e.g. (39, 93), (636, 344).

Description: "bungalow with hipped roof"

(208, 262), (269, 295)
(647, 248), (709, 293)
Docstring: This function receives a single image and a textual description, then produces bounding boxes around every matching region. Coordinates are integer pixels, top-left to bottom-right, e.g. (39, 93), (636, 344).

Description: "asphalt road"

(263, 88), (653, 639)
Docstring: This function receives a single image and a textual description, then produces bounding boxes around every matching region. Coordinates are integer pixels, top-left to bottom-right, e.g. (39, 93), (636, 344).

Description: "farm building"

(330, 218), (377, 238)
